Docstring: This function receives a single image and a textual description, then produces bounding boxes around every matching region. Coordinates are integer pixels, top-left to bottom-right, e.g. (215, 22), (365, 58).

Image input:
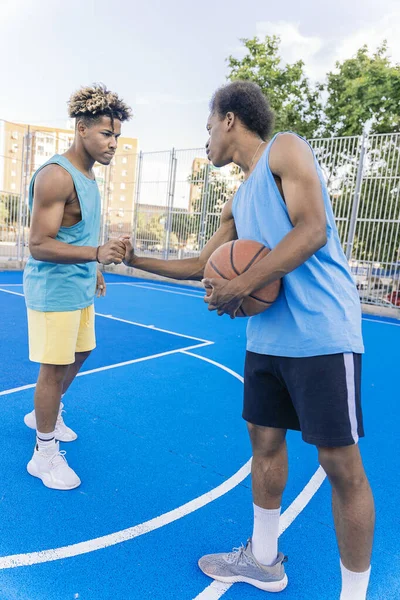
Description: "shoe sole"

(27, 460), (81, 491)
(24, 416), (78, 442)
(200, 572), (288, 592)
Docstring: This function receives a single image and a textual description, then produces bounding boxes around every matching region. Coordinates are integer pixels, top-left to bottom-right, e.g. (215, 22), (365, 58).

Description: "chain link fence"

(0, 119), (399, 308)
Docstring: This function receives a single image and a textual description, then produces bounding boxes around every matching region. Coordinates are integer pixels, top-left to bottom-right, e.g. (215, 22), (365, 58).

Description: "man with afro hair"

(23, 84), (132, 490)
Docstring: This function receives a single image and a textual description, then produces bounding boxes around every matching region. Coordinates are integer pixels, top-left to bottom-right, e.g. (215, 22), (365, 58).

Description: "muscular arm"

(29, 165), (97, 263)
(125, 198), (237, 280)
(235, 133), (328, 296)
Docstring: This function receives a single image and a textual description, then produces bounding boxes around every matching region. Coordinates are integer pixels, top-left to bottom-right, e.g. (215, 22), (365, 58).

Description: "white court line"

(0, 326), (325, 576)
(0, 342), (211, 397)
(0, 287), (211, 344)
(362, 317), (400, 327)
(123, 282), (204, 299)
(3, 284), (399, 326)
(183, 351), (327, 600)
(182, 351), (244, 384)
(138, 282), (203, 294)
(107, 282), (204, 295)
(0, 458), (252, 569)
(0, 287), (24, 297)
(96, 312), (210, 343)
(0, 352), (251, 569)
(183, 351), (328, 599)
(193, 467), (327, 600)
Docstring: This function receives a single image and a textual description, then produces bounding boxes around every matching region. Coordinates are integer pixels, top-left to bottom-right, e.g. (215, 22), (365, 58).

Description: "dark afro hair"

(210, 80), (274, 140)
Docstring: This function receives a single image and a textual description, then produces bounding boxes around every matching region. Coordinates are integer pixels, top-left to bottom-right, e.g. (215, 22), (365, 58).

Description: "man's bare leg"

(319, 445), (374, 600)
(248, 424), (288, 566)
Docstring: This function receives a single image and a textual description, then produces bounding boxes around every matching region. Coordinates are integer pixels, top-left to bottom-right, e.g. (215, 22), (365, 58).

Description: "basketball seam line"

(230, 241), (240, 276)
(249, 294), (274, 304)
(242, 245), (267, 273)
(209, 260), (229, 280)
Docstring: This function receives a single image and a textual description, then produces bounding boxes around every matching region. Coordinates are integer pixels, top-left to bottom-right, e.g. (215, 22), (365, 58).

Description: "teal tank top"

(232, 133), (364, 358)
(23, 155), (101, 312)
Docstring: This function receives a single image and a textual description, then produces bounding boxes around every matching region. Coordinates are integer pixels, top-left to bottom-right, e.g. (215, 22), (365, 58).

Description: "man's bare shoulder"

(34, 164), (75, 200)
(269, 132), (314, 173)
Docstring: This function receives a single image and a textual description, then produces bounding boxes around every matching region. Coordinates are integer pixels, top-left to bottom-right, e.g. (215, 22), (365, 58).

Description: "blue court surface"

(0, 271), (398, 600)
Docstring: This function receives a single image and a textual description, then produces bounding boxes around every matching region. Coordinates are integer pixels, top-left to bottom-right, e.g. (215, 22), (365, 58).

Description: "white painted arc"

(0, 459), (252, 569)
(0, 350), (324, 575)
(182, 350), (244, 383)
(0, 348), (250, 569)
(0, 282), (327, 584)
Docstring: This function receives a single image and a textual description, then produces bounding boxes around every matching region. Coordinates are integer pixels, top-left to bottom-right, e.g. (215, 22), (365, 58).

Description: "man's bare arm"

(204, 134), (328, 316)
(123, 198), (237, 280)
(29, 165), (125, 264)
(235, 133), (327, 296)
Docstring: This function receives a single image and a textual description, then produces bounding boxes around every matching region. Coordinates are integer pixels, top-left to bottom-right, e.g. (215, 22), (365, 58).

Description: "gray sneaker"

(198, 539), (288, 592)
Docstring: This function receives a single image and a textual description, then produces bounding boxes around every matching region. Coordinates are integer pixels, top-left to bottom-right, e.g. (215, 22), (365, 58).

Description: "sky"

(1, 0), (400, 152)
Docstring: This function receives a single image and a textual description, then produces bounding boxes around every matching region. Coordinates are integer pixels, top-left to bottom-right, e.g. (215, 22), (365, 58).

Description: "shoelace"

(49, 449), (68, 468)
(226, 545), (254, 566)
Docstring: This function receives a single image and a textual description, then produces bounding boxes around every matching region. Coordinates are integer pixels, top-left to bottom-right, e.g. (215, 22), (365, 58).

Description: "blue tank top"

(232, 133), (364, 357)
(23, 155), (101, 312)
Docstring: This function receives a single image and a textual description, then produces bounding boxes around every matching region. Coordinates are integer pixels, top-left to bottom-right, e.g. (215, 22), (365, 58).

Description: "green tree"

(320, 43), (400, 267)
(135, 212), (165, 247)
(323, 42), (400, 136)
(190, 164), (242, 246)
(227, 35), (324, 138)
(170, 210), (194, 248)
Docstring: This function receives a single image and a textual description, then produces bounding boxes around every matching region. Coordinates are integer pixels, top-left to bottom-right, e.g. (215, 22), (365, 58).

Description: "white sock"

(36, 430), (56, 453)
(251, 504), (281, 566)
(340, 561), (371, 600)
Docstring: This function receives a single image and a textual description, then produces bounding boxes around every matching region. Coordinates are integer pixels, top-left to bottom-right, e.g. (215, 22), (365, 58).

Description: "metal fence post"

(132, 151), (143, 247)
(100, 164), (109, 245)
(345, 129), (368, 260)
(199, 163), (210, 250)
(18, 126), (31, 262)
(164, 148), (177, 259)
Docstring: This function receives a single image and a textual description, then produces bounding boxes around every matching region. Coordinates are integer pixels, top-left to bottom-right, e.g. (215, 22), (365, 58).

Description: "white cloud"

(0, 0), (34, 24)
(335, 9), (400, 65)
(256, 21), (323, 71)
(254, 10), (400, 83)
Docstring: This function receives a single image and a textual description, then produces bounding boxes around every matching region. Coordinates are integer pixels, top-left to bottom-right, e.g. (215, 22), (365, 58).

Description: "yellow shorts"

(27, 305), (96, 365)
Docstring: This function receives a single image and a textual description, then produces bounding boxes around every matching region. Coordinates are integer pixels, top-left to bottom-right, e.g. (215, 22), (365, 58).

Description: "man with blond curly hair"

(23, 84), (132, 490)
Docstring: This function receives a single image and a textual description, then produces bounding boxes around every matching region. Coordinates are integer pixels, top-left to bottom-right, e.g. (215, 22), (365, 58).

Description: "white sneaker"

(24, 402), (78, 442)
(27, 441), (81, 490)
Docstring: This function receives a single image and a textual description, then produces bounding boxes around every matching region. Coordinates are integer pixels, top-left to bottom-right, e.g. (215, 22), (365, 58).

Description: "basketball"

(204, 239), (281, 317)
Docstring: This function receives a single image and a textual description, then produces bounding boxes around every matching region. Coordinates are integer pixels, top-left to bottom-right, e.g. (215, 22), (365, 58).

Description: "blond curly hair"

(68, 84), (132, 124)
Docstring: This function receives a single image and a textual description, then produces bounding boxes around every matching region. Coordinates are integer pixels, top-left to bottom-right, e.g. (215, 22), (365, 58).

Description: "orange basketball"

(204, 239), (281, 317)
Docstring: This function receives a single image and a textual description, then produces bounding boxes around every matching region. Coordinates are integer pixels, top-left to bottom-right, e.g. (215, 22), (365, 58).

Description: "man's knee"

(39, 363), (69, 384)
(247, 423), (286, 458)
(318, 446), (368, 490)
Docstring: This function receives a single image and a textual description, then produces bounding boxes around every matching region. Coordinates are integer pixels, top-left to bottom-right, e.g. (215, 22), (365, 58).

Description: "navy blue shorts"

(243, 351), (364, 447)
